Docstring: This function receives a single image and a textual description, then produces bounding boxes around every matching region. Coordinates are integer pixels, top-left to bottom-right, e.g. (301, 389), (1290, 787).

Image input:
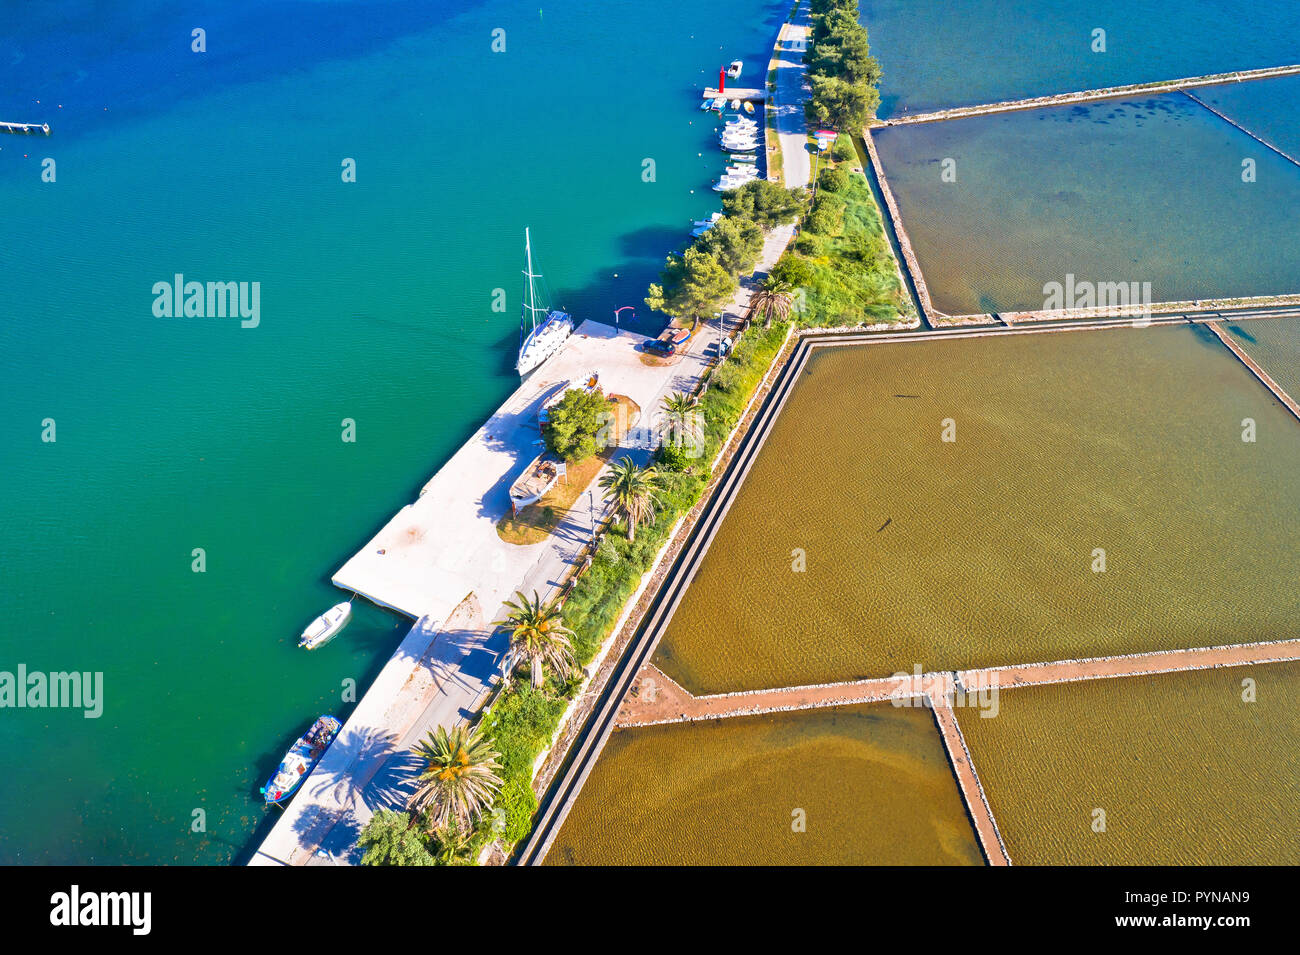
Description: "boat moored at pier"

(261, 716), (342, 804)
(298, 602), (352, 650)
(516, 228), (574, 376)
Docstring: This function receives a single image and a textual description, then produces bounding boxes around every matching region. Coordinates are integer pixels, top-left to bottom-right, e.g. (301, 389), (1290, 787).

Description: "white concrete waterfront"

(249, 13), (811, 865)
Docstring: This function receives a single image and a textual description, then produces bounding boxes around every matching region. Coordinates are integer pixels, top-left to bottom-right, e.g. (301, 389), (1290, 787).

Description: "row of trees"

(359, 444), (673, 864)
(645, 179), (803, 327)
(360, 174), (822, 864)
(805, 0), (883, 133)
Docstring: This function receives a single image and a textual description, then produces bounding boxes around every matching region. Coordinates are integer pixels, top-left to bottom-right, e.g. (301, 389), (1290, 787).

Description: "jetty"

(877, 63), (1300, 126)
(1205, 320), (1300, 422)
(0, 120), (50, 136)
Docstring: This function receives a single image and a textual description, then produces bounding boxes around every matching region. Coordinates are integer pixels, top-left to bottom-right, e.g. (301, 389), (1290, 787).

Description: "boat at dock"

(261, 715), (342, 804)
(298, 601), (352, 650)
(691, 211), (723, 237)
(509, 452), (564, 513)
(516, 228), (574, 377)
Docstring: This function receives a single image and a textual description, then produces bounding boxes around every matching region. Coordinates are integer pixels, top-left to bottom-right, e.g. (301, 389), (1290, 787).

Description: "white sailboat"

(516, 228), (574, 377)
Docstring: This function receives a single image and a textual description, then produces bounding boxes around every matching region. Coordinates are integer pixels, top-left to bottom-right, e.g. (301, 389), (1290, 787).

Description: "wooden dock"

(0, 120), (50, 136)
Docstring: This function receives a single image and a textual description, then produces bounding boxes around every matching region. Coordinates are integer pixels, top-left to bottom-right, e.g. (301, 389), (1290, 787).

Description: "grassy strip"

(772, 139), (911, 326)
(480, 320), (791, 847)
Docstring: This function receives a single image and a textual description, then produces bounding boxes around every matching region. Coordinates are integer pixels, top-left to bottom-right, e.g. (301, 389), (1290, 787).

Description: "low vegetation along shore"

(355, 0), (903, 866)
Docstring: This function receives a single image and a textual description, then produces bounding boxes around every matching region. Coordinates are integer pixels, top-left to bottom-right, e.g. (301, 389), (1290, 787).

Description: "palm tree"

(408, 724), (502, 833)
(496, 590), (575, 689)
(599, 456), (660, 543)
(660, 391), (703, 452)
(749, 274), (794, 328)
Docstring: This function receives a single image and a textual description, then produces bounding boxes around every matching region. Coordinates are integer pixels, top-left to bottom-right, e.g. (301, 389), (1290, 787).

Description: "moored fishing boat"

(298, 601), (352, 649)
(261, 715), (342, 804)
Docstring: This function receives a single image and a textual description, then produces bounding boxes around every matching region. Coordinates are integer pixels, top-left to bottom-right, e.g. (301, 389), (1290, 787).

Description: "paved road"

(772, 8), (813, 188)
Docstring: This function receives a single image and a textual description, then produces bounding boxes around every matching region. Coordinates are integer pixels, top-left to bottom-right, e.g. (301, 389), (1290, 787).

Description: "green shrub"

(805, 203), (840, 235)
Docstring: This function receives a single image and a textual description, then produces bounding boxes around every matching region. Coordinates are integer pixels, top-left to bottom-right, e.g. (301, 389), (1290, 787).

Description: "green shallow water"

(872, 93), (1300, 316)
(1225, 318), (1300, 404)
(957, 662), (1300, 865)
(653, 325), (1300, 695)
(0, 0), (787, 864)
(544, 703), (983, 866)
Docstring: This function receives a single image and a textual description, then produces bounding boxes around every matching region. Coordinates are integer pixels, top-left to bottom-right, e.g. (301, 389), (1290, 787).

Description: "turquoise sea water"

(859, 0), (1300, 119)
(872, 91), (1300, 315)
(0, 0), (786, 864)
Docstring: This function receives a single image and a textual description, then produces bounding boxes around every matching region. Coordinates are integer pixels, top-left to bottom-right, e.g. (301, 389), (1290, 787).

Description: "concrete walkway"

(250, 227), (799, 865)
(616, 639), (1300, 728)
(771, 7), (813, 189)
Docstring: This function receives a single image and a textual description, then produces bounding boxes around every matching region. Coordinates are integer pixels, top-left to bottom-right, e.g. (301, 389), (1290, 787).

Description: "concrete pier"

(702, 87), (766, 102)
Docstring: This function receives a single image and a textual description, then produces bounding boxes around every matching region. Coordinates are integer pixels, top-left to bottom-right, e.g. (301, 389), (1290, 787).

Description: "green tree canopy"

(357, 809), (436, 866)
(543, 386), (609, 462)
(806, 0), (882, 129)
(645, 245), (736, 322)
(806, 74), (878, 134)
(695, 215), (765, 276)
(721, 179), (805, 229)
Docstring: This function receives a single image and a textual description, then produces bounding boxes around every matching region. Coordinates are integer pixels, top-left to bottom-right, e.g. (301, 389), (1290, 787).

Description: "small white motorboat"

(721, 139), (759, 151)
(729, 98), (741, 109)
(711, 96), (726, 110)
(691, 211), (723, 236)
(729, 153), (757, 163)
(727, 60), (743, 79)
(299, 602), (352, 650)
(714, 175), (755, 192)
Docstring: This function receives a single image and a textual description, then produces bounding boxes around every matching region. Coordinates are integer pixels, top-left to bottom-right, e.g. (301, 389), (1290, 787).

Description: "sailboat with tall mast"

(516, 228), (574, 376)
